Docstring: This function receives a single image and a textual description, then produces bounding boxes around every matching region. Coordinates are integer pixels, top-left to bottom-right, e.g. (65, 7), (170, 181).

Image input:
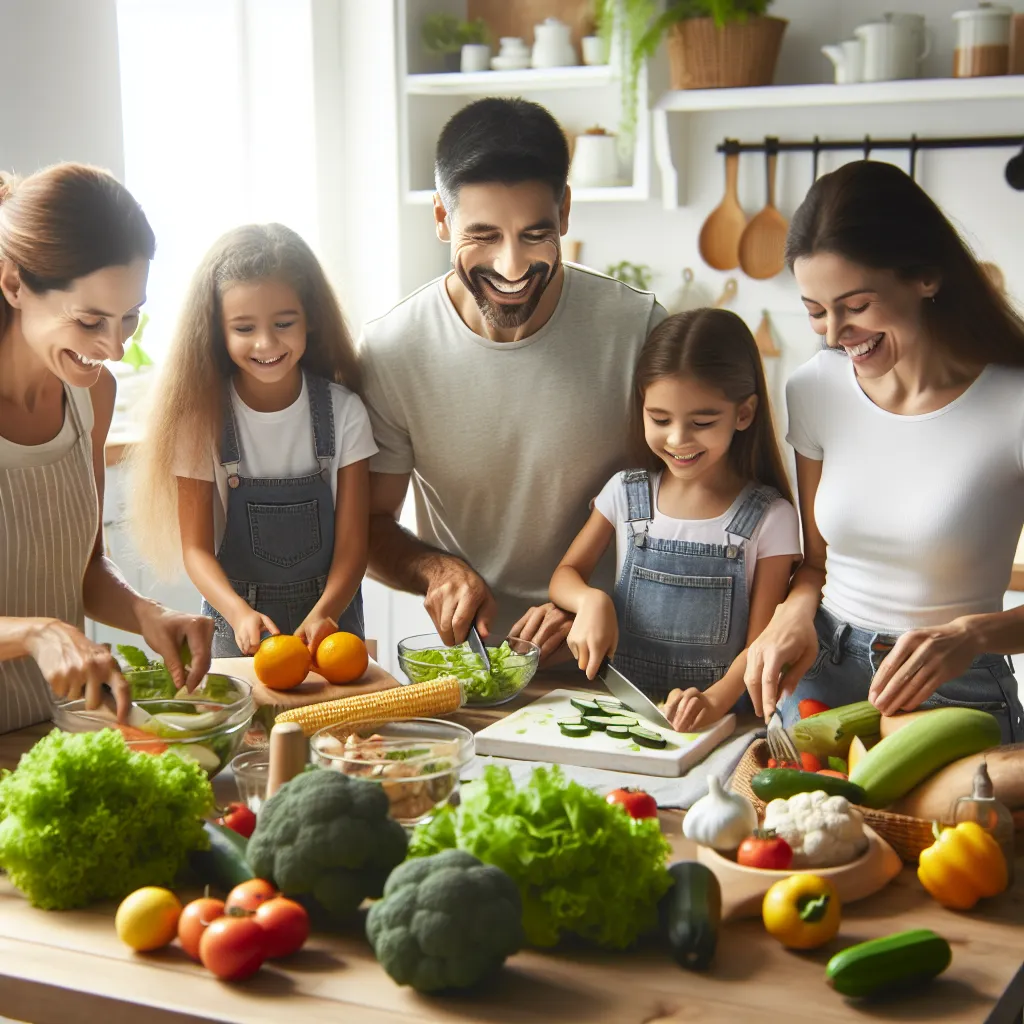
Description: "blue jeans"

(780, 606), (1023, 745)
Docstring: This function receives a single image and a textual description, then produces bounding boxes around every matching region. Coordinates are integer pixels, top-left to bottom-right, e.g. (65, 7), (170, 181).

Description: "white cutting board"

(474, 689), (736, 778)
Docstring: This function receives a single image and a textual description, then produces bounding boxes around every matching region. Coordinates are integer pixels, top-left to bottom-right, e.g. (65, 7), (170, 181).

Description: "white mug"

(460, 43), (491, 73)
(581, 35), (607, 66)
(823, 39), (863, 83)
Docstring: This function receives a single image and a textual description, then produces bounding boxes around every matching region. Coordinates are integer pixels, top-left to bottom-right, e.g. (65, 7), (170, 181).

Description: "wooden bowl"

(696, 826), (902, 920)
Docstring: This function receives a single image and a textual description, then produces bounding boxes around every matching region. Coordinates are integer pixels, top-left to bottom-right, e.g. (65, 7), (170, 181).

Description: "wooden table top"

(1, 671), (1023, 1024)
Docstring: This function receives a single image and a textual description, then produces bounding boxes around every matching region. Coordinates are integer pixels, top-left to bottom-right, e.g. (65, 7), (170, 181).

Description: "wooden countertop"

(1, 672), (1023, 1024)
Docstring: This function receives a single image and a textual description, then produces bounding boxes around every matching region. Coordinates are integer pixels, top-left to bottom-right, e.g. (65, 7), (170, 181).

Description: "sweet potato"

(879, 709), (933, 739)
(890, 744), (1024, 823)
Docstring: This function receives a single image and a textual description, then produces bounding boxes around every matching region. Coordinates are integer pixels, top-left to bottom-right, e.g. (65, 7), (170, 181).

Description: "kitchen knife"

(595, 660), (675, 731)
(467, 624), (492, 673)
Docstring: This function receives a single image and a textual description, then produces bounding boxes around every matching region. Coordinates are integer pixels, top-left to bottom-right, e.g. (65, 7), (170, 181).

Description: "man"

(360, 97), (666, 662)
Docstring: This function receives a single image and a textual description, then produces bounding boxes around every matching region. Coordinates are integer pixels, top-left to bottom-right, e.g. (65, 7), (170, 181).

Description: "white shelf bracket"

(653, 108), (679, 210)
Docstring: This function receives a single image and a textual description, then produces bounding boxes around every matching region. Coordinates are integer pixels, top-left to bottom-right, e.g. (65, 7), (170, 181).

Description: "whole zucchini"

(849, 707), (1001, 809)
(189, 820), (255, 892)
(751, 768), (866, 804)
(792, 701), (881, 759)
(826, 929), (951, 997)
(659, 861), (721, 971)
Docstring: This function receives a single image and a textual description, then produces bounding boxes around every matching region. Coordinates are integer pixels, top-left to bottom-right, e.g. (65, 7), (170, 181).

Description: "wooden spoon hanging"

(699, 148), (747, 271)
(739, 146), (788, 280)
(754, 310), (781, 357)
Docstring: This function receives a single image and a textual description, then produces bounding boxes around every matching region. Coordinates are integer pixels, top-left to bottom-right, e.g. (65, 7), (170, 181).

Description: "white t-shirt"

(594, 471), (802, 594)
(360, 264), (666, 638)
(176, 377), (378, 550)
(787, 350), (1024, 632)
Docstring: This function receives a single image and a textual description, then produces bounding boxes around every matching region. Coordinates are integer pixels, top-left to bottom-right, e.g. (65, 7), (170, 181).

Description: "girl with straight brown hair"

(745, 159), (1024, 744)
(550, 308), (801, 729)
(0, 163), (212, 731)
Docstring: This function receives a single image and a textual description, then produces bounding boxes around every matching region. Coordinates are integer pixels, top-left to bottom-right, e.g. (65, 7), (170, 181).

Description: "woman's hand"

(744, 603), (820, 720)
(665, 687), (719, 732)
(136, 601), (214, 690)
(869, 618), (979, 714)
(565, 590), (618, 679)
(229, 608), (279, 658)
(22, 619), (130, 718)
(295, 614), (338, 657)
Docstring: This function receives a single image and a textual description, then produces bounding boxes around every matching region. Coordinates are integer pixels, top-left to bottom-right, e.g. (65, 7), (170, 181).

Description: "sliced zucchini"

(595, 698), (627, 711)
(598, 715), (639, 728)
(629, 726), (667, 749)
(166, 743), (222, 772)
(559, 722), (591, 738)
(557, 716), (585, 726)
(606, 724), (632, 739)
(570, 697), (602, 715)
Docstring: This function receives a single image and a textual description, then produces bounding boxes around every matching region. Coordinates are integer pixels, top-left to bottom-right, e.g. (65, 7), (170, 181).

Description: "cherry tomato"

(799, 751), (822, 772)
(817, 768), (849, 780)
(254, 897), (310, 959)
(217, 802), (257, 839)
(225, 878), (277, 914)
(178, 896), (226, 961)
(736, 829), (793, 871)
(798, 699), (831, 720)
(199, 916), (266, 981)
(605, 788), (658, 820)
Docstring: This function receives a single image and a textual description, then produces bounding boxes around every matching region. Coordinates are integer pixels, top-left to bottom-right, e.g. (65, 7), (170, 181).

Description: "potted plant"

(606, 260), (653, 291)
(421, 14), (490, 72)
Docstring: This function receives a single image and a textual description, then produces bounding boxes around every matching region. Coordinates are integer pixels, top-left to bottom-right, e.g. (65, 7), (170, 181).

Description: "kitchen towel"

(460, 720), (764, 809)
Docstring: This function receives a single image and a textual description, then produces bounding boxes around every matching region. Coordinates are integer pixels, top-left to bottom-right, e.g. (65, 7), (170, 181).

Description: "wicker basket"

(731, 739), (936, 863)
(667, 16), (787, 90)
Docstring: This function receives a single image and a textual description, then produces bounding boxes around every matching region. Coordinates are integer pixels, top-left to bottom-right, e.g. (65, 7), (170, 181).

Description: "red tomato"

(217, 802), (257, 840)
(199, 916), (266, 981)
(605, 788), (658, 820)
(178, 896), (225, 961)
(225, 878), (277, 914)
(799, 751), (822, 772)
(817, 768), (849, 780)
(798, 699), (831, 719)
(254, 897), (310, 959)
(736, 830), (793, 871)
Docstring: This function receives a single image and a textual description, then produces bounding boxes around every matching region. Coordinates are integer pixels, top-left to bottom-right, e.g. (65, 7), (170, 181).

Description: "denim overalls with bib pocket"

(780, 605), (1024, 745)
(611, 469), (779, 706)
(203, 370), (364, 658)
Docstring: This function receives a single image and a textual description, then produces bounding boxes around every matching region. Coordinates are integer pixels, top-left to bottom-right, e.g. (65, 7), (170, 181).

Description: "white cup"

(581, 35), (607, 65)
(461, 43), (491, 73)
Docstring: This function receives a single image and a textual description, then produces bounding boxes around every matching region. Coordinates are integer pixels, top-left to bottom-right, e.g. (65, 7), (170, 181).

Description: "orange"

(253, 635), (312, 691)
(315, 632), (368, 685)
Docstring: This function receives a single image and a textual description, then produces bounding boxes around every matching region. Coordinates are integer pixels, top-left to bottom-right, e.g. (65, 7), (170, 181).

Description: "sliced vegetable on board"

(660, 861), (722, 971)
(826, 929), (951, 998)
(917, 821), (1008, 911)
(682, 776), (758, 852)
(762, 873), (841, 950)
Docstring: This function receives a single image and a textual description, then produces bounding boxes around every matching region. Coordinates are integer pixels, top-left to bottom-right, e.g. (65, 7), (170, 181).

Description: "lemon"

(115, 886), (182, 952)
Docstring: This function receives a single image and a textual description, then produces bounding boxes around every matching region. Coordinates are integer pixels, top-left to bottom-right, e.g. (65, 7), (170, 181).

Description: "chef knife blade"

(595, 660), (675, 731)
(467, 624), (492, 673)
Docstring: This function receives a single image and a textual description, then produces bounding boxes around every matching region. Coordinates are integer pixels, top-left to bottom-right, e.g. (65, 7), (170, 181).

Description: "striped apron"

(0, 385), (97, 732)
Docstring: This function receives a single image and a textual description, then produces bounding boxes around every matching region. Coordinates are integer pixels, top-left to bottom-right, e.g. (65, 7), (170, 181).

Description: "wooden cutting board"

(474, 688), (736, 778)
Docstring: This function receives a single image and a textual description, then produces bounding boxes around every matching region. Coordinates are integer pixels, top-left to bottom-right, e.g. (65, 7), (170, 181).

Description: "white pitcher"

(822, 39), (863, 83)
(855, 21), (920, 81)
(884, 12), (932, 78)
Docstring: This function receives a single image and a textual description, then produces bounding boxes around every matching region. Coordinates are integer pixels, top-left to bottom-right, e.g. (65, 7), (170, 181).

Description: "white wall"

(0, 0), (124, 176)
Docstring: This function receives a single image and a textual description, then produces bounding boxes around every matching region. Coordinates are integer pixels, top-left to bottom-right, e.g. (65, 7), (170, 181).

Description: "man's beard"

(458, 260), (558, 329)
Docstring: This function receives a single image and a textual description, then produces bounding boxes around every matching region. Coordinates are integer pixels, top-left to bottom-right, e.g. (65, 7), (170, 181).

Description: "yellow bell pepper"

(917, 821), (1008, 911)
(762, 874), (841, 950)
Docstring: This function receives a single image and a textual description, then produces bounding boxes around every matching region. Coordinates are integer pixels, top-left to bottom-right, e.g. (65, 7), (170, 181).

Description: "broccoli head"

(247, 769), (407, 921)
(366, 849), (524, 992)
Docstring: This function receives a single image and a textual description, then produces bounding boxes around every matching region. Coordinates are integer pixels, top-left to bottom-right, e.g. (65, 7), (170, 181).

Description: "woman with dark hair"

(0, 163), (213, 732)
(744, 159), (1024, 744)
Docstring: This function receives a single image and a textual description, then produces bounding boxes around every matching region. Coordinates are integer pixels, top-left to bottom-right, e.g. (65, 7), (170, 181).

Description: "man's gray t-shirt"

(359, 264), (667, 637)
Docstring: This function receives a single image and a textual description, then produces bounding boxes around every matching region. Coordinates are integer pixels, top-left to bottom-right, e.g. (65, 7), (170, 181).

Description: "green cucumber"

(570, 697), (603, 715)
(558, 722), (591, 738)
(751, 768), (866, 804)
(826, 929), (951, 998)
(595, 698), (627, 711)
(597, 715), (638, 728)
(849, 707), (1001, 809)
(190, 820), (255, 892)
(582, 715), (609, 730)
(629, 726), (667, 749)
(606, 725), (632, 739)
(659, 861), (721, 971)
(557, 716), (584, 726)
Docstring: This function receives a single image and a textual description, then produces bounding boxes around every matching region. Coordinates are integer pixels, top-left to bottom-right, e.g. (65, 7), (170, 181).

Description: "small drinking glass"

(231, 749), (270, 813)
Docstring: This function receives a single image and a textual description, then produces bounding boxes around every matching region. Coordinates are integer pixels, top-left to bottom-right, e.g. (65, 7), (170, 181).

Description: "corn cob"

(274, 676), (464, 737)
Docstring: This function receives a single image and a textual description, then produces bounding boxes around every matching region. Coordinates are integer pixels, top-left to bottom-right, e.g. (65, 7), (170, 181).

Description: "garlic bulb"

(683, 775), (758, 851)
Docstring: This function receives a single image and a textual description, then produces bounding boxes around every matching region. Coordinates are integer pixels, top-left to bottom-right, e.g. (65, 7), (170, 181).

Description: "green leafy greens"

(0, 729), (213, 910)
(116, 644), (177, 701)
(409, 765), (671, 949)
(402, 641), (532, 703)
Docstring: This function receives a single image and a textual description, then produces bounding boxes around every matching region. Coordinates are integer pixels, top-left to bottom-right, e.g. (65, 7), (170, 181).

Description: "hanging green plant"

(121, 312), (153, 372)
(606, 260), (653, 291)
(421, 14), (490, 56)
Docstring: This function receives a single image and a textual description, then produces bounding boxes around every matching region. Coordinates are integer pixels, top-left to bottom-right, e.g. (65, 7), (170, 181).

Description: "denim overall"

(204, 371), (364, 658)
(612, 470), (779, 705)
(780, 605), (1024, 745)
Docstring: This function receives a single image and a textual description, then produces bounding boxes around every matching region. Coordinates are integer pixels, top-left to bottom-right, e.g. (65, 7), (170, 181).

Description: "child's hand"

(565, 590), (618, 679)
(232, 609), (279, 656)
(296, 615), (339, 657)
(665, 687), (720, 732)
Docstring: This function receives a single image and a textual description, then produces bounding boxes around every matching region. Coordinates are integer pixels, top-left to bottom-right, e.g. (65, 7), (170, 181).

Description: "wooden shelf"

(405, 183), (648, 205)
(406, 65), (614, 95)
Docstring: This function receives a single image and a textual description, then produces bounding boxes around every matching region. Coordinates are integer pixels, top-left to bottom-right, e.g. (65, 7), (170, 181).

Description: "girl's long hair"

(629, 308), (794, 505)
(786, 160), (1024, 367)
(130, 223), (360, 573)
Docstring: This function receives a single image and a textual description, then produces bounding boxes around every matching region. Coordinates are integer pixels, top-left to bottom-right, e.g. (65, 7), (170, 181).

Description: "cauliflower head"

(247, 769), (408, 921)
(763, 790), (868, 868)
(366, 849), (524, 992)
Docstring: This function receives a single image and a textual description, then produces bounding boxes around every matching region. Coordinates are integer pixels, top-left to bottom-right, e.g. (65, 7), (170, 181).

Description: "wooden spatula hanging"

(739, 141), (788, 280)
(754, 310), (781, 357)
(699, 145), (747, 271)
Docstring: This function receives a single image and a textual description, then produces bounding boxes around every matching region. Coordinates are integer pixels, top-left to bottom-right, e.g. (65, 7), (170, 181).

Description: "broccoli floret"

(366, 849), (524, 992)
(246, 769), (407, 921)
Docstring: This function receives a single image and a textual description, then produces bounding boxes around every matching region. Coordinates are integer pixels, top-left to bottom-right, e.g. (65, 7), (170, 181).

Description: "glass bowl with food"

(52, 673), (255, 779)
(309, 718), (475, 826)
(396, 633), (539, 706)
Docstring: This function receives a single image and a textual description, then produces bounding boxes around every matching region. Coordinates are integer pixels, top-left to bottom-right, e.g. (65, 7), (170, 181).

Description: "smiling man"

(359, 98), (666, 658)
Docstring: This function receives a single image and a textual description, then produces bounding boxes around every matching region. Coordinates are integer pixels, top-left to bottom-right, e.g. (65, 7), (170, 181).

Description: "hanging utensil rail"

(715, 134), (1024, 156)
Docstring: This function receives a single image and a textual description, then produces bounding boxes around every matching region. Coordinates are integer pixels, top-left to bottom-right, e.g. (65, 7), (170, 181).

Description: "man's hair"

(434, 98), (570, 210)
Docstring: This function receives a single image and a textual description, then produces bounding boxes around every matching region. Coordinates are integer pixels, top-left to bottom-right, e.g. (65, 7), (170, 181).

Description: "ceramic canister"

(953, 2), (1013, 76)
